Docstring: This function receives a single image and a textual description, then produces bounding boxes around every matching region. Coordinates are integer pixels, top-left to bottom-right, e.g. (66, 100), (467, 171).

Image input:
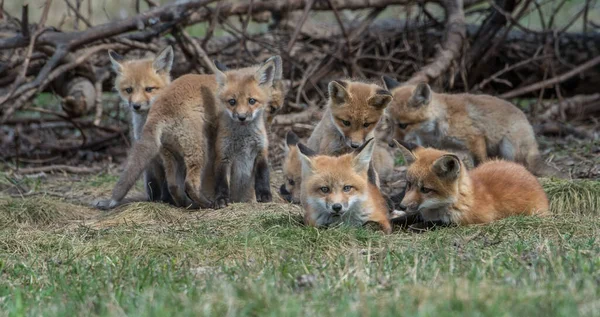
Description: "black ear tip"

(286, 130), (299, 145)
(298, 143), (317, 157)
(395, 139), (418, 151)
(109, 50), (122, 60)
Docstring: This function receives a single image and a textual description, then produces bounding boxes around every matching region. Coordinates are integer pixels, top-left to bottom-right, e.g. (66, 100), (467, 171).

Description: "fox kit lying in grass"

(214, 59), (286, 126)
(299, 139), (392, 234)
(393, 140), (549, 227)
(383, 76), (562, 177)
(108, 46), (174, 204)
(94, 57), (280, 210)
(279, 80), (395, 203)
(212, 57), (281, 208)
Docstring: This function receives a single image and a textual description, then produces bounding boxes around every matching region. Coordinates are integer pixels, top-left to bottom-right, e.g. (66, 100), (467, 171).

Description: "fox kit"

(109, 47), (175, 204)
(212, 57), (281, 208)
(393, 140), (549, 226)
(95, 58), (280, 210)
(299, 139), (392, 234)
(214, 59), (286, 126)
(383, 76), (560, 177)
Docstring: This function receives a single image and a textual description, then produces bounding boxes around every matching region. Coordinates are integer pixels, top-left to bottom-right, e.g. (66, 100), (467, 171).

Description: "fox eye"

(269, 105), (277, 113)
(420, 187), (433, 194)
(228, 99), (236, 106)
(288, 179), (295, 186)
(342, 120), (351, 127)
(398, 123), (408, 129)
(343, 185), (352, 192)
(124, 87), (133, 94)
(363, 122), (372, 128)
(248, 98), (256, 105)
(145, 87), (156, 93)
(320, 186), (330, 194)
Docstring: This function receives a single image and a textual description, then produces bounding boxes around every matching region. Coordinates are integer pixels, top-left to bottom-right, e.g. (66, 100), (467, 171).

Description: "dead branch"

(13, 165), (103, 175)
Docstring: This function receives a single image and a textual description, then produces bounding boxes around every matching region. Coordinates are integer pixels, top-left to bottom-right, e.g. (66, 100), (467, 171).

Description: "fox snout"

(328, 201), (348, 215)
(279, 184), (292, 202)
(399, 201), (419, 212)
(345, 138), (364, 149)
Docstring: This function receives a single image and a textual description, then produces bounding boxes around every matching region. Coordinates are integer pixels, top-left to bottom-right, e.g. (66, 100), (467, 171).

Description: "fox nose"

(350, 142), (361, 149)
(332, 203), (343, 212)
(132, 104), (141, 110)
(388, 140), (396, 148)
(238, 113), (247, 122)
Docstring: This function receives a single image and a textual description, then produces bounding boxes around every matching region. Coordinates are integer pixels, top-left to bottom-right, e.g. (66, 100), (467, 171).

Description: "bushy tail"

(110, 124), (162, 202)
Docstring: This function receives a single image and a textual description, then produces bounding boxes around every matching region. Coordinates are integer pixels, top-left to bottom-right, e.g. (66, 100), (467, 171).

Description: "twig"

(13, 165), (103, 175)
(286, 0), (316, 53)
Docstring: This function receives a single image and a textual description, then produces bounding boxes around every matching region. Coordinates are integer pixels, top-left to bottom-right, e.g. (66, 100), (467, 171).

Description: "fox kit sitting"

(393, 140), (549, 227)
(108, 46), (174, 204)
(212, 57), (281, 208)
(383, 76), (561, 177)
(299, 139), (392, 234)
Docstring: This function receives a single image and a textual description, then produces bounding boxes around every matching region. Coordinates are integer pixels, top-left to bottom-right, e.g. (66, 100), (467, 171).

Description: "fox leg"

(214, 155), (231, 209)
(161, 149), (195, 208)
(254, 148), (272, 203)
(469, 136), (488, 166)
(143, 158), (163, 201)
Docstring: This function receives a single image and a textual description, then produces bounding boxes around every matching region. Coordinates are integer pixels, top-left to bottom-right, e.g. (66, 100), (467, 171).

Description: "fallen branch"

(14, 165), (103, 175)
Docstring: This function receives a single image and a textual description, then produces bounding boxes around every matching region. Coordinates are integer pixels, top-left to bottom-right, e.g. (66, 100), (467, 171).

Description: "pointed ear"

(409, 83), (432, 108)
(352, 138), (375, 173)
(267, 55), (283, 81)
(108, 50), (124, 74)
(153, 46), (174, 74)
(299, 150), (316, 177)
(255, 57), (276, 87)
(328, 80), (349, 106)
(432, 154), (461, 181)
(393, 140), (419, 165)
(286, 130), (300, 147)
(368, 89), (393, 110)
(382, 75), (401, 91)
(213, 60), (228, 72)
(213, 60), (227, 87)
(297, 143), (317, 157)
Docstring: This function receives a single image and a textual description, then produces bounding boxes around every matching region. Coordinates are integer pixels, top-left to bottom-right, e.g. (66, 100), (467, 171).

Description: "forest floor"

(0, 135), (598, 316)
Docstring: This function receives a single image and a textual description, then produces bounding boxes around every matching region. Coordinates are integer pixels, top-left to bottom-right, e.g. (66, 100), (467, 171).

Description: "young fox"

(382, 76), (561, 177)
(299, 139), (392, 234)
(279, 130), (393, 204)
(214, 59), (286, 126)
(393, 140), (549, 226)
(94, 57), (279, 210)
(108, 46), (174, 203)
(212, 56), (281, 208)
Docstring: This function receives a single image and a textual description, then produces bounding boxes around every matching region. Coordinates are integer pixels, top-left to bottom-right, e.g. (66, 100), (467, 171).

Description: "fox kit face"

(394, 140), (462, 216)
(109, 46), (174, 113)
(280, 131), (307, 204)
(383, 76), (435, 144)
(214, 56), (280, 124)
(300, 140), (375, 223)
(328, 81), (392, 149)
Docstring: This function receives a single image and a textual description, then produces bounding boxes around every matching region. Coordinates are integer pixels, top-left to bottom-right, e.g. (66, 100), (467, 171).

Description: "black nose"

(388, 140), (396, 148)
(350, 143), (360, 148)
(332, 203), (342, 212)
(132, 104), (141, 110)
(238, 114), (247, 122)
(279, 184), (292, 202)
(398, 204), (407, 211)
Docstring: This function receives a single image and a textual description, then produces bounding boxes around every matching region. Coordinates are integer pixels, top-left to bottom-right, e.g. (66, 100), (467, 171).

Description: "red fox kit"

(299, 139), (392, 234)
(393, 140), (549, 226)
(108, 46), (174, 204)
(94, 57), (280, 210)
(383, 76), (561, 177)
(212, 56), (281, 208)
(214, 59), (286, 126)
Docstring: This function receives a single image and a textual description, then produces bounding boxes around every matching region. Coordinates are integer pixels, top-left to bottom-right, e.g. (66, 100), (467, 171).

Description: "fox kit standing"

(212, 57), (281, 208)
(108, 46), (174, 203)
(383, 76), (560, 177)
(299, 139), (392, 234)
(393, 140), (549, 226)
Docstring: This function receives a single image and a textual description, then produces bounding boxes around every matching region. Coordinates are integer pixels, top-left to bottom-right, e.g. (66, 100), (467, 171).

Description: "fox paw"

(213, 196), (230, 209)
(93, 199), (118, 210)
(256, 191), (272, 203)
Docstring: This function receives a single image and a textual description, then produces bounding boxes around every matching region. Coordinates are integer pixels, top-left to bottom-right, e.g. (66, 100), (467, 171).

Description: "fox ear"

(297, 143), (317, 157)
(409, 83), (432, 107)
(328, 80), (349, 106)
(298, 150), (316, 177)
(382, 75), (401, 91)
(213, 60), (228, 72)
(393, 140), (418, 165)
(352, 138), (375, 173)
(255, 57), (276, 87)
(213, 61), (227, 87)
(368, 90), (393, 110)
(433, 154), (461, 180)
(108, 50), (124, 74)
(286, 130), (300, 147)
(267, 55), (283, 81)
(153, 46), (174, 74)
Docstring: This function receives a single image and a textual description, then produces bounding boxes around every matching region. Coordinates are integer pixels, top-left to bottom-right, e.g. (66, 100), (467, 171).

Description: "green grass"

(0, 179), (598, 316)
